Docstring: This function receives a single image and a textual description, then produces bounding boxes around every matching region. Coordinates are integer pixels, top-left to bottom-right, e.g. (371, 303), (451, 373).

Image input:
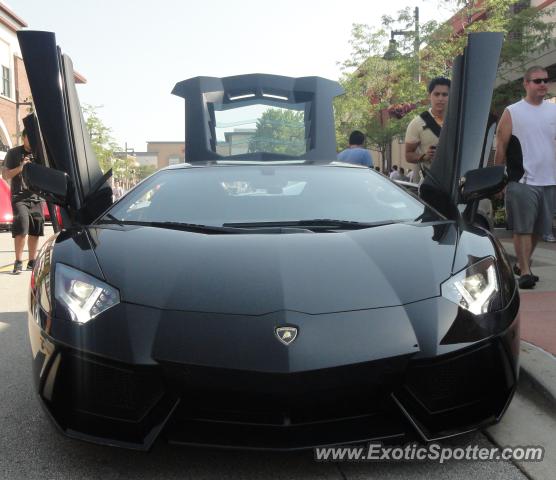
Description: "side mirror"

(22, 163), (70, 205)
(460, 165), (507, 203)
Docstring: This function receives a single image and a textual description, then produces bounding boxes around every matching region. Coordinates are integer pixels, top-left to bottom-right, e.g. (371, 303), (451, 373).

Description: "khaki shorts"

(505, 182), (554, 235)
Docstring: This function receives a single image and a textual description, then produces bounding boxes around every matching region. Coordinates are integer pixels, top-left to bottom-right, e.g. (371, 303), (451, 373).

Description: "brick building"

(146, 141), (185, 169)
(0, 2), (85, 165)
(0, 2), (28, 160)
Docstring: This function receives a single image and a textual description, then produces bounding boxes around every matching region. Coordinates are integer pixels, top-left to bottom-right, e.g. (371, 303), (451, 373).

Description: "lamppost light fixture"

(383, 6), (420, 82)
(383, 39), (400, 60)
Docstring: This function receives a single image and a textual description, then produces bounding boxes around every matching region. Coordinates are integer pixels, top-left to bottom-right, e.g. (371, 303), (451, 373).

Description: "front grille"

(165, 410), (410, 450)
(163, 356), (409, 426)
(54, 353), (164, 421)
(405, 343), (499, 413)
(395, 340), (516, 439)
(172, 385), (387, 426)
(37, 342), (517, 450)
(161, 357), (413, 449)
(42, 351), (177, 450)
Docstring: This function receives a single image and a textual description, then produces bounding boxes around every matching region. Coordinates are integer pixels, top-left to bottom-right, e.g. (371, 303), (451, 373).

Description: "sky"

(11, 0), (455, 151)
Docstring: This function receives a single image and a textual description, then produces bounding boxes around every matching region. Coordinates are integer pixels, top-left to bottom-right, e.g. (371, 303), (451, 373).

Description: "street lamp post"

(383, 6), (420, 82)
(381, 6), (420, 173)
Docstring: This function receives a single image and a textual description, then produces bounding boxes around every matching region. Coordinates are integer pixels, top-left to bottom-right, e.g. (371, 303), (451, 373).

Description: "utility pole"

(114, 143), (136, 190)
(414, 6), (420, 83)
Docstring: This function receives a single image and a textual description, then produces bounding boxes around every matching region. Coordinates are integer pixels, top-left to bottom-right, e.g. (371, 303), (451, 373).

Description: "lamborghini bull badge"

(275, 326), (298, 345)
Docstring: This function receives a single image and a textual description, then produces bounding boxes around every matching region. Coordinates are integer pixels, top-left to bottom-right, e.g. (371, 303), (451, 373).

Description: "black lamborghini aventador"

(18, 30), (519, 451)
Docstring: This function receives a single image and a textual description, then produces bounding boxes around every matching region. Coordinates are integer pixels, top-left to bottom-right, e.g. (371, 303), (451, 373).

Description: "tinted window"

(106, 165), (434, 226)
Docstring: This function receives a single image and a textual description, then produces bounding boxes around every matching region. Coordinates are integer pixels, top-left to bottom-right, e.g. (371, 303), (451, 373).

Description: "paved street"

(0, 226), (554, 479)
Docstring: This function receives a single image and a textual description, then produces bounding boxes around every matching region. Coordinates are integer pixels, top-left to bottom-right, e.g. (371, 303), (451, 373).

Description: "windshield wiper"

(223, 219), (401, 230)
(149, 221), (318, 234)
(95, 220), (309, 234)
(98, 220), (245, 234)
(97, 218), (400, 233)
(98, 213), (124, 226)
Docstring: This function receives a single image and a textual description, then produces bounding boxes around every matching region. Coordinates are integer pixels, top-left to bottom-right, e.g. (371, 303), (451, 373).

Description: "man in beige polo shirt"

(404, 77), (451, 183)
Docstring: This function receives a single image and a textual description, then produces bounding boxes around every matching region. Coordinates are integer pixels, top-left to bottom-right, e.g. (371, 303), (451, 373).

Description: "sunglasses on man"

(529, 78), (549, 84)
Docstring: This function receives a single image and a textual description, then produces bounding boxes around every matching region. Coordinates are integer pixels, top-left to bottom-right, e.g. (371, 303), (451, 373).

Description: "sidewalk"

(494, 228), (556, 406)
(0, 226), (53, 274)
(495, 228), (556, 355)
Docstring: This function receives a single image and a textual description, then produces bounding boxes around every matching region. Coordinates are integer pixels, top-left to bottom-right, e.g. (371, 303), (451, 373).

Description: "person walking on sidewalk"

(1, 130), (44, 274)
(389, 165), (402, 180)
(337, 130), (373, 167)
(494, 66), (556, 289)
(404, 77), (451, 184)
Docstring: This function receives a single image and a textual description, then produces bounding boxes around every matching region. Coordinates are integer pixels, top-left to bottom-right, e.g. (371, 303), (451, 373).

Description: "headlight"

(441, 257), (500, 315)
(55, 264), (120, 324)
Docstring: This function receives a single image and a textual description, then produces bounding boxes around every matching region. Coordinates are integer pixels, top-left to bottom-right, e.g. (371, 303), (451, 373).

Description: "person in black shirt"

(1, 130), (44, 274)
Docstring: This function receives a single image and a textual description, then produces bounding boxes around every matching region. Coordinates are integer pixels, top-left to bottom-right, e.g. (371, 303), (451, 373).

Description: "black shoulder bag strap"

(419, 111), (442, 138)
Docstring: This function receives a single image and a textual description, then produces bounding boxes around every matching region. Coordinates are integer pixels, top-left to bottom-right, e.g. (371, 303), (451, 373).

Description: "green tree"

(82, 104), (120, 174)
(82, 104), (144, 186)
(335, 14), (426, 169)
(335, 0), (556, 167)
(421, 1), (555, 79)
(248, 108), (305, 156)
(111, 154), (141, 188)
(137, 164), (157, 181)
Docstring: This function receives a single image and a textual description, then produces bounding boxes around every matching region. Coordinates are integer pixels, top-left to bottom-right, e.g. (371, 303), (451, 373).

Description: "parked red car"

(0, 178), (60, 230)
(42, 201), (62, 226)
(0, 178), (13, 231)
(42, 201), (50, 221)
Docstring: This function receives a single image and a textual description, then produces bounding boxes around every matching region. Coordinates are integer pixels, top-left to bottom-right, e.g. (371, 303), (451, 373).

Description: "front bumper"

(28, 294), (520, 451)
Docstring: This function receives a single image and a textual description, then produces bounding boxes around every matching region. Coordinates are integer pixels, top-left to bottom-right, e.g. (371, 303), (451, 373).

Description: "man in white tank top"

(495, 66), (556, 289)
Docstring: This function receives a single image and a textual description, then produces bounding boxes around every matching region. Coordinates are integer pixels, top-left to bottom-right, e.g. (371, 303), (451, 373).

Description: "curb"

(519, 341), (556, 408)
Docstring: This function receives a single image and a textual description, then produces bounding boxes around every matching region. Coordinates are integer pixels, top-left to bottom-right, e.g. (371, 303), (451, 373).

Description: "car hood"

(85, 221), (458, 315)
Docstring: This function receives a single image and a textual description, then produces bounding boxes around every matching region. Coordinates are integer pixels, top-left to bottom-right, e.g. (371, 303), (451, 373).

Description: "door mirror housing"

(22, 163), (70, 206)
(460, 165), (507, 203)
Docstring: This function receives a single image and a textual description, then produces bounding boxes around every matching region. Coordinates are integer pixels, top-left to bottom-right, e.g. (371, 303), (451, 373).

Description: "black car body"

(18, 30), (519, 451)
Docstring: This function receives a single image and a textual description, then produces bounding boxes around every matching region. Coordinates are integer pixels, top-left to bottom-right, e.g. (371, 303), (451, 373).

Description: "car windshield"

(104, 165), (438, 227)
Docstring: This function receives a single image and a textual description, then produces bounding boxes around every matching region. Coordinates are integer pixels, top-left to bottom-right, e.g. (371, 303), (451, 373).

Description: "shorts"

(11, 201), (44, 238)
(505, 182), (554, 235)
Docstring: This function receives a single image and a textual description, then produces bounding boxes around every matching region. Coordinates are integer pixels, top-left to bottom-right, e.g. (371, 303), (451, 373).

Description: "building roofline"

(448, 0), (556, 36)
(537, 0), (556, 10)
(0, 2), (28, 29)
(0, 14), (20, 33)
(0, 3), (87, 84)
(13, 51), (86, 84)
